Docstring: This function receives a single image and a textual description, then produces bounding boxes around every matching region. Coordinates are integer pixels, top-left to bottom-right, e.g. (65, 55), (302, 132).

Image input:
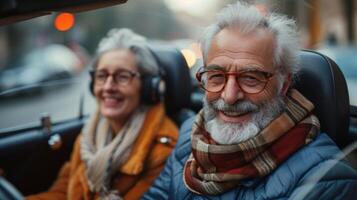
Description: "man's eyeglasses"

(90, 69), (140, 86)
(196, 67), (274, 94)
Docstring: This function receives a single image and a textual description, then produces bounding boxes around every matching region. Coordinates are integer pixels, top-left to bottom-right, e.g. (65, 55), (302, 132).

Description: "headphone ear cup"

(89, 79), (94, 95)
(141, 75), (165, 104)
(89, 71), (95, 95)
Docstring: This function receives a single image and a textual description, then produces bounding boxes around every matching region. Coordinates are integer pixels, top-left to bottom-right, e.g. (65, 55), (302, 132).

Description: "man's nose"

(221, 76), (244, 104)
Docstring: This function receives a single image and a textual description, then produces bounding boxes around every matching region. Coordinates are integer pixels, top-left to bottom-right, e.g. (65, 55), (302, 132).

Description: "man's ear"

(281, 73), (292, 95)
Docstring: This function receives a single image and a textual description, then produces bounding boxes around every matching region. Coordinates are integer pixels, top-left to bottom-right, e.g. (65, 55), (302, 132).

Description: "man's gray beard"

(204, 95), (286, 145)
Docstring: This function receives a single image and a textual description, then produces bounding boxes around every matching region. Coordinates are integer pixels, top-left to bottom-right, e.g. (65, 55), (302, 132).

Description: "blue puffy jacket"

(143, 117), (357, 200)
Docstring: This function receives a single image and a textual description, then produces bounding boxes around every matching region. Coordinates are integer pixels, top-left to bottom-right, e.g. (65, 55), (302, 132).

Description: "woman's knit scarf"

(80, 106), (148, 200)
(183, 89), (320, 195)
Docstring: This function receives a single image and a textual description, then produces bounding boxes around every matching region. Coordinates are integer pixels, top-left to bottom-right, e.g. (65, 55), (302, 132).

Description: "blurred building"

(275, 0), (356, 48)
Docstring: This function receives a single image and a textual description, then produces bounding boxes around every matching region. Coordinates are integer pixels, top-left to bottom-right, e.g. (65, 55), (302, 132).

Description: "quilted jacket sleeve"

(289, 159), (357, 200)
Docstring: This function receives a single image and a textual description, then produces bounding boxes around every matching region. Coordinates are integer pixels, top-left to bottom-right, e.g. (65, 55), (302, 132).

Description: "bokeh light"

(54, 13), (75, 31)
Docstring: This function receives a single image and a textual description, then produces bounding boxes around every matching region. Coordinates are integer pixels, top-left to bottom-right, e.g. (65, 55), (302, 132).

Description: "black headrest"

(149, 46), (193, 119)
(294, 50), (349, 147)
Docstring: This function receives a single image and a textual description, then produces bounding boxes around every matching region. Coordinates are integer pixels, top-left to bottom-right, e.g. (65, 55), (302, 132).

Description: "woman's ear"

(281, 73), (292, 95)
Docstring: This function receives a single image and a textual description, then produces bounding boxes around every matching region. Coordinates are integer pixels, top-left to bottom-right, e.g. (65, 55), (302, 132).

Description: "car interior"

(149, 46), (196, 125)
(0, 0), (356, 199)
(295, 50), (350, 148)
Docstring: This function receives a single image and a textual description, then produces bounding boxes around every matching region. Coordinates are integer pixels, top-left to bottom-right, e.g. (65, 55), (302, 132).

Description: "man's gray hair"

(201, 1), (300, 76)
(93, 28), (159, 76)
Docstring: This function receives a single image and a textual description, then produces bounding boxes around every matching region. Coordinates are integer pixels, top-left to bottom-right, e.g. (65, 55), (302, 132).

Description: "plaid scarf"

(183, 89), (320, 195)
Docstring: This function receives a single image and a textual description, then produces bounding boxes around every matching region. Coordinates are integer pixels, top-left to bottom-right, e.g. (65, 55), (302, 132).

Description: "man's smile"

(218, 110), (253, 123)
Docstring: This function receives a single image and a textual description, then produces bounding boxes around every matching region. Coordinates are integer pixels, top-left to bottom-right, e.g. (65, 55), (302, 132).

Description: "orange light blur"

(181, 49), (197, 68)
(54, 13), (75, 31)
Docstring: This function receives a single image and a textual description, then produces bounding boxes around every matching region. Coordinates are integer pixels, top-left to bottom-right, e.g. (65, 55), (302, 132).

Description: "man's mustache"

(208, 99), (260, 114)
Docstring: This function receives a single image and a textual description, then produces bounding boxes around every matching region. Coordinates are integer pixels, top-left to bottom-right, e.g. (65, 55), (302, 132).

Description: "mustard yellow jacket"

(27, 103), (178, 200)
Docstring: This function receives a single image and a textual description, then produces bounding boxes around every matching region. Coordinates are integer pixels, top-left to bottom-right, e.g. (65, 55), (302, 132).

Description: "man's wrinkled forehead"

(206, 28), (275, 70)
(213, 28), (274, 52)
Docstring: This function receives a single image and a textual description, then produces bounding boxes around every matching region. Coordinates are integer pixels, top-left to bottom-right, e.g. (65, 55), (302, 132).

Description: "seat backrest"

(150, 46), (195, 125)
(294, 50), (350, 147)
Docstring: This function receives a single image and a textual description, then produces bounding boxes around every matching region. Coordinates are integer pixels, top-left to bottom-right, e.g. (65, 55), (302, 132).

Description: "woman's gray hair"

(201, 1), (300, 77)
(92, 28), (159, 76)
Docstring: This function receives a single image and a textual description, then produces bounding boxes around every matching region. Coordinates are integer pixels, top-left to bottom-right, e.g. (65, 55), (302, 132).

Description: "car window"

(0, 14), (94, 130)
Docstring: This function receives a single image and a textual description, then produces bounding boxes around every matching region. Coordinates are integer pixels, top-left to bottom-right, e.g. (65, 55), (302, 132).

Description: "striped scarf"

(81, 106), (148, 199)
(183, 89), (320, 195)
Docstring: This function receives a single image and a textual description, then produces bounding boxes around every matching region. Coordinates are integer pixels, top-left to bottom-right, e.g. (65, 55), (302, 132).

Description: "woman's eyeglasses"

(90, 69), (140, 86)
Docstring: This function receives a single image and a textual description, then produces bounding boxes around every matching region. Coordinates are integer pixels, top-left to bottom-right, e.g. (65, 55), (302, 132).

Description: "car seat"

(150, 46), (196, 126)
(294, 50), (350, 148)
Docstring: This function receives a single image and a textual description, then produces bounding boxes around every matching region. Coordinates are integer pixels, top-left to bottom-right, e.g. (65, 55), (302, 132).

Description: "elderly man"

(143, 1), (357, 199)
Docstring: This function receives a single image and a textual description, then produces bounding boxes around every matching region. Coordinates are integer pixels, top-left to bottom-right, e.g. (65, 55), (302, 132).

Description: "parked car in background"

(0, 44), (82, 96)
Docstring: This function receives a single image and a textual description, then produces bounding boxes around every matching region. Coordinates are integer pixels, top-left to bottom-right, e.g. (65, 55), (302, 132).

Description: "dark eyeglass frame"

(195, 66), (275, 94)
(90, 69), (141, 86)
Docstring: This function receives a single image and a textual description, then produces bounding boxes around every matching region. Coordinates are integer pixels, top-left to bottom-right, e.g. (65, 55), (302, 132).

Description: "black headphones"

(89, 69), (165, 105)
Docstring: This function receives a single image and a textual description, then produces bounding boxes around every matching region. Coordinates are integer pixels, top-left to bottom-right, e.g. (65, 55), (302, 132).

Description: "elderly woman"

(27, 28), (178, 200)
